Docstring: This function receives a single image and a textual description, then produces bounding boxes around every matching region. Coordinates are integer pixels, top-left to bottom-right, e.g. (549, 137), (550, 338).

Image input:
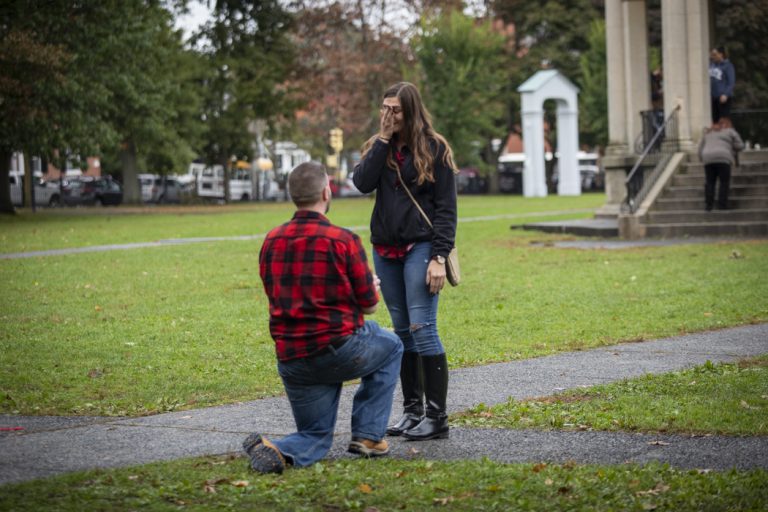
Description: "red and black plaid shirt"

(259, 210), (378, 362)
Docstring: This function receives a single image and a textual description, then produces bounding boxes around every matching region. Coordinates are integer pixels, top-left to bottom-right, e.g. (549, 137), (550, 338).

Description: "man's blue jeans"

(373, 241), (445, 356)
(274, 320), (403, 467)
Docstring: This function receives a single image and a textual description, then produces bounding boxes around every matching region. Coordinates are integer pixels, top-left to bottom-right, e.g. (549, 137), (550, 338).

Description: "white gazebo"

(517, 69), (581, 197)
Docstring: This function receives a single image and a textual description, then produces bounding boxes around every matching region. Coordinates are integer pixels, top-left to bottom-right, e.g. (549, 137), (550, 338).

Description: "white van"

(188, 161), (283, 202)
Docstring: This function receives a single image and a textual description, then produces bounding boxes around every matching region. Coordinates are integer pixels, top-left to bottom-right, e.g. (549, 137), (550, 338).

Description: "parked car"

(456, 167), (488, 194)
(9, 173), (62, 207)
(61, 176), (123, 206)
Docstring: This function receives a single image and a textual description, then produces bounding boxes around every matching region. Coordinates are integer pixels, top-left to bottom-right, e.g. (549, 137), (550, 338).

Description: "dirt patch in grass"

(737, 357), (768, 369)
(526, 393), (597, 405)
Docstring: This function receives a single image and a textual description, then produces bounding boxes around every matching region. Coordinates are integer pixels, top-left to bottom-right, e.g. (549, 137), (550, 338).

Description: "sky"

(174, 0), (213, 38)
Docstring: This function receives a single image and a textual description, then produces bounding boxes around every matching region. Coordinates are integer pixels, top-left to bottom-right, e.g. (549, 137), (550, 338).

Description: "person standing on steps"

(353, 81), (458, 442)
(699, 119), (744, 212)
(709, 46), (736, 124)
(244, 162), (403, 474)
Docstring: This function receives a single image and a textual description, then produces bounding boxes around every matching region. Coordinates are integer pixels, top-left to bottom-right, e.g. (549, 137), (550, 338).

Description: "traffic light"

(329, 128), (343, 153)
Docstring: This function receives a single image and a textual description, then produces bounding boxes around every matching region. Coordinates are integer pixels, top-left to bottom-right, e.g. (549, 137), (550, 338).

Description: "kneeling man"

(245, 162), (403, 473)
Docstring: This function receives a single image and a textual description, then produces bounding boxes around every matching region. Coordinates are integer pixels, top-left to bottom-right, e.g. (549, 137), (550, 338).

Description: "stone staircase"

(641, 158), (768, 237)
(627, 151), (768, 238)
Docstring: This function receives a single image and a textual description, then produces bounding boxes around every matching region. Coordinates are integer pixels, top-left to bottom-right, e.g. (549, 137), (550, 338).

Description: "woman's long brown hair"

(361, 82), (458, 185)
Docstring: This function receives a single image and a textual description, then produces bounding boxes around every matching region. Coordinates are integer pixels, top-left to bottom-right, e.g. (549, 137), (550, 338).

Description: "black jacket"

(353, 138), (457, 258)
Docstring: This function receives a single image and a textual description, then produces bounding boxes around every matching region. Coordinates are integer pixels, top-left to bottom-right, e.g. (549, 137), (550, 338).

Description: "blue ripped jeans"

(373, 242), (445, 356)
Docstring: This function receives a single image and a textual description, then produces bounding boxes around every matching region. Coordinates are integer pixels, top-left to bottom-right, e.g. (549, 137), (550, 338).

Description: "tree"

(578, 19), (607, 148)
(103, 3), (203, 203)
(415, 9), (509, 170)
(288, 2), (410, 161)
(712, 0), (768, 108)
(0, 1), (205, 211)
(0, 2), (118, 213)
(492, 0), (602, 79)
(194, 0), (298, 201)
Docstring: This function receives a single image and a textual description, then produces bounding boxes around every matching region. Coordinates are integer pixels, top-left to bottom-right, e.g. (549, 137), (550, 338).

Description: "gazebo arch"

(517, 70), (581, 197)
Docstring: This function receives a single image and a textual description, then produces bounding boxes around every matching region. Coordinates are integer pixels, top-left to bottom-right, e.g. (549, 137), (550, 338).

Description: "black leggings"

(704, 162), (731, 209)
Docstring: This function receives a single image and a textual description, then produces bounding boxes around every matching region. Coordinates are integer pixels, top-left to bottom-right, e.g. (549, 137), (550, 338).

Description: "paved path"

(1, 324), (767, 486)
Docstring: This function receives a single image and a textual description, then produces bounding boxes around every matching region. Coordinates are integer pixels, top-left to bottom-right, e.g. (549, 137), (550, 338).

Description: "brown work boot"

(347, 437), (390, 457)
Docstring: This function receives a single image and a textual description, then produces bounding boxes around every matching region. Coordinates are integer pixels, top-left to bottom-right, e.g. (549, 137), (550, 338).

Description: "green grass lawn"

(455, 357), (768, 436)
(2, 195), (767, 509)
(0, 195), (601, 254)
(1, 194), (767, 416)
(1, 456), (765, 511)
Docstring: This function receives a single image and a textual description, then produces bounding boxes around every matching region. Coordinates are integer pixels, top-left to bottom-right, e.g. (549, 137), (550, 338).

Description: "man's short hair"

(289, 162), (328, 207)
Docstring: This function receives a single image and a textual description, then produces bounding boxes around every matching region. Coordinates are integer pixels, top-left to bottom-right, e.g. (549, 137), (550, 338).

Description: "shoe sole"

(243, 434), (286, 474)
(402, 430), (450, 441)
(348, 441), (389, 457)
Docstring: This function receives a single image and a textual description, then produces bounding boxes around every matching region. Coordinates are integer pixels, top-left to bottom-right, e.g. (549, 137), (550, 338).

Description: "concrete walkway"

(1, 324), (767, 486)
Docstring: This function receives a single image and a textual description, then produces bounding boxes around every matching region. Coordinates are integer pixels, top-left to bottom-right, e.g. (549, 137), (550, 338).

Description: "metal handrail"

(623, 105), (681, 213)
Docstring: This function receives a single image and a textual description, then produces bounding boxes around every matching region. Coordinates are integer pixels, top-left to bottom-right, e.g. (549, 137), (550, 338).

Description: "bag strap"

(395, 166), (433, 229)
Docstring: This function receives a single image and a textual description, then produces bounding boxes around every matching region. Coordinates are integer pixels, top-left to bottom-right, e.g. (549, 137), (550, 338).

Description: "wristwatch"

(433, 255), (446, 265)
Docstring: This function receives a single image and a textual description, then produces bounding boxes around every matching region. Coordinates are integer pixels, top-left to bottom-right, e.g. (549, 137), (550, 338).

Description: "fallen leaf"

(697, 469), (712, 474)
(407, 447), (421, 455)
(128, 475), (139, 480)
(532, 463), (547, 473)
(94, 305), (102, 312)
(433, 497), (454, 506)
(729, 250), (744, 259)
(87, 369), (103, 379)
(636, 482), (670, 497)
(703, 312), (713, 317)
(647, 440), (670, 446)
(740, 400), (759, 410)
(203, 484), (216, 494)
(544, 478), (554, 486)
(231, 480), (249, 488)
(358, 483), (373, 494)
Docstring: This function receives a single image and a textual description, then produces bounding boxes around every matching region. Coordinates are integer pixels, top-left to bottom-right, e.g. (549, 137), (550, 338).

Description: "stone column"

(556, 102), (581, 196)
(686, 0), (711, 143)
(623, 0), (651, 153)
(521, 109), (547, 197)
(662, 0), (697, 152)
(599, 0), (646, 217)
(604, 0), (627, 153)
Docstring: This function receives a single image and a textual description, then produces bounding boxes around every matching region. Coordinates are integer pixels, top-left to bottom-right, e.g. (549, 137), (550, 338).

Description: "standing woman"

(353, 82), (458, 441)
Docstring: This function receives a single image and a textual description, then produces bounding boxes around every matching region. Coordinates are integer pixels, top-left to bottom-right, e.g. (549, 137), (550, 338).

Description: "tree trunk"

(0, 148), (16, 214)
(23, 152), (36, 212)
(222, 157), (230, 203)
(120, 140), (141, 204)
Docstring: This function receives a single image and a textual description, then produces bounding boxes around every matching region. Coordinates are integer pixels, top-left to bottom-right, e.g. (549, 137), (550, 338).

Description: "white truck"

(9, 172), (62, 207)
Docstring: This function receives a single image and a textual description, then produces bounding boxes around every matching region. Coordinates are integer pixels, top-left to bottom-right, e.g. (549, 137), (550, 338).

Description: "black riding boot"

(403, 353), (449, 441)
(386, 351), (424, 436)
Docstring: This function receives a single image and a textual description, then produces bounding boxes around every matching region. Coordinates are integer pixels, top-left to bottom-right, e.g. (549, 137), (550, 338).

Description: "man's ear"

(322, 183), (331, 202)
